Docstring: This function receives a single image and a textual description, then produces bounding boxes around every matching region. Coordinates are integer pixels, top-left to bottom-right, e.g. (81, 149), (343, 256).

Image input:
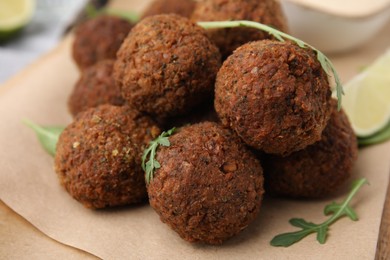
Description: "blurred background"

(1, 0), (389, 83)
(0, 0), (94, 83)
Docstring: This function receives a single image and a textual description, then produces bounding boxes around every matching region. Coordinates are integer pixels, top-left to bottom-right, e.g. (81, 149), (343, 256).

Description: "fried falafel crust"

(72, 16), (133, 70)
(215, 40), (332, 156)
(148, 122), (264, 244)
(55, 105), (160, 209)
(68, 60), (125, 117)
(192, 0), (288, 59)
(263, 101), (358, 198)
(114, 14), (221, 118)
(142, 0), (196, 19)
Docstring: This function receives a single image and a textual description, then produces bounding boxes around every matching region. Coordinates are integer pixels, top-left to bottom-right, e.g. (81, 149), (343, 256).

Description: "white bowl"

(280, 0), (390, 53)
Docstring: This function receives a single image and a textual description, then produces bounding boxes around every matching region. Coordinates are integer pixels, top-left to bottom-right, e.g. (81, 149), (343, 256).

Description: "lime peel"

(342, 48), (390, 138)
(358, 121), (390, 146)
(0, 0), (35, 42)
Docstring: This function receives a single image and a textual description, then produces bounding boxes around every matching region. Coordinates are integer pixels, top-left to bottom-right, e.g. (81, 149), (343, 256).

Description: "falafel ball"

(215, 40), (332, 156)
(142, 0), (196, 19)
(262, 100), (358, 198)
(148, 122), (264, 244)
(160, 99), (219, 129)
(55, 105), (160, 209)
(114, 14), (221, 118)
(191, 0), (288, 59)
(72, 15), (133, 70)
(68, 60), (125, 117)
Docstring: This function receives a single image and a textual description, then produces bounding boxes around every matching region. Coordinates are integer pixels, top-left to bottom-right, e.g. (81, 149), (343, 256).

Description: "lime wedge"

(0, 0), (35, 42)
(358, 121), (390, 146)
(342, 49), (390, 138)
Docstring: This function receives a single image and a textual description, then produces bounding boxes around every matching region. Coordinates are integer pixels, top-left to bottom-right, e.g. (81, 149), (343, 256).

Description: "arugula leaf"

(290, 218), (317, 229)
(197, 20), (344, 110)
(270, 178), (368, 247)
(142, 127), (175, 184)
(316, 226), (328, 244)
(324, 202), (358, 221)
(23, 119), (64, 156)
(272, 229), (312, 247)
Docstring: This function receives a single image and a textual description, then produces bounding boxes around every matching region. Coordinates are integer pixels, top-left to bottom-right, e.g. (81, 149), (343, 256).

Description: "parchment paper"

(1, 1), (390, 259)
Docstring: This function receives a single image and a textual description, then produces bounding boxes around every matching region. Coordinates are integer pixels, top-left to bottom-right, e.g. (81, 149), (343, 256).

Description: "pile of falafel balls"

(54, 0), (358, 245)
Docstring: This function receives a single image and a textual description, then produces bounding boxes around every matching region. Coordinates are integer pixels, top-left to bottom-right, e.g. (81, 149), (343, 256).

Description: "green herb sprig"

(270, 178), (368, 247)
(85, 3), (140, 23)
(23, 119), (64, 156)
(142, 128), (176, 184)
(197, 20), (344, 110)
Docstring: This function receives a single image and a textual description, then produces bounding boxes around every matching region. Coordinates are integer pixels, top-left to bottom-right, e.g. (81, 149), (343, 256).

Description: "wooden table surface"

(1, 0), (389, 258)
(376, 177), (390, 259)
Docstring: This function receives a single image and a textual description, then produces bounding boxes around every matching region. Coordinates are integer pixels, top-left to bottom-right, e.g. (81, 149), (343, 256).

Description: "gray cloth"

(0, 0), (87, 83)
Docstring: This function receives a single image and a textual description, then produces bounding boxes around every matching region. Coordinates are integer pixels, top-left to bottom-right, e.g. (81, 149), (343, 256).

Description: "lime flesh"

(0, 0), (35, 42)
(342, 49), (390, 138)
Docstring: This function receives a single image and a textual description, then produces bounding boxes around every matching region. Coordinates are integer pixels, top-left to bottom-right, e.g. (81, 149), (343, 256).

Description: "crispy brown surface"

(72, 16), (133, 70)
(68, 60), (125, 117)
(148, 122), (264, 244)
(262, 101), (358, 198)
(191, 0), (288, 59)
(215, 40), (332, 155)
(160, 99), (219, 129)
(142, 0), (196, 19)
(114, 14), (221, 118)
(55, 105), (160, 209)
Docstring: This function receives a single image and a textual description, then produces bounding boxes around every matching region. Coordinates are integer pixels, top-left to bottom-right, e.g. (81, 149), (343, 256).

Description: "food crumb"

(251, 67), (259, 75)
(112, 149), (119, 156)
(222, 162), (237, 173)
(91, 115), (102, 123)
(72, 142), (80, 148)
